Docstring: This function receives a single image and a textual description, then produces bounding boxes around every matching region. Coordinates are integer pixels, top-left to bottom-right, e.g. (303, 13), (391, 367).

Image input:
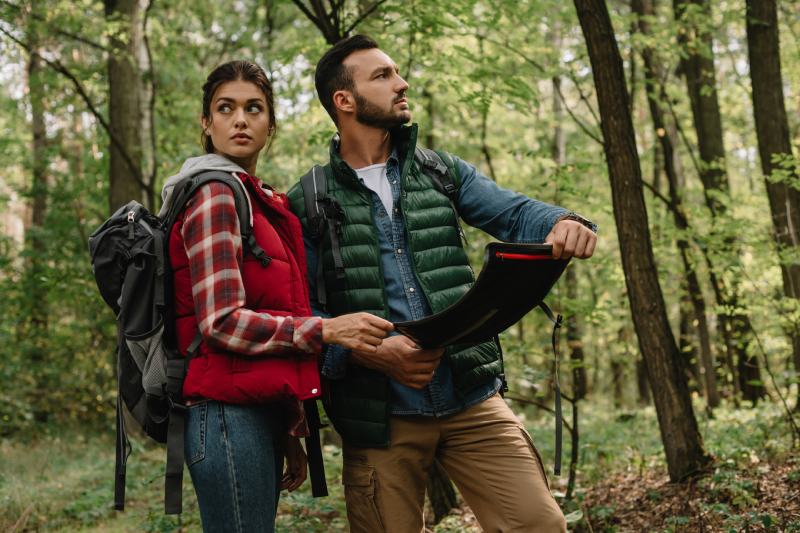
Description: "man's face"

(341, 48), (411, 128)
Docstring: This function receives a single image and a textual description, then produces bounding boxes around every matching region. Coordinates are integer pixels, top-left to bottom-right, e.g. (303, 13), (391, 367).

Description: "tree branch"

(345, 0), (387, 35)
(477, 33), (604, 145)
(0, 24), (150, 195)
(290, 0), (323, 32)
(0, 0), (110, 52)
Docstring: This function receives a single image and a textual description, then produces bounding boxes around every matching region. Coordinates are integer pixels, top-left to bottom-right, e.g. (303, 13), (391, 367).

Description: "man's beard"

(353, 91), (410, 129)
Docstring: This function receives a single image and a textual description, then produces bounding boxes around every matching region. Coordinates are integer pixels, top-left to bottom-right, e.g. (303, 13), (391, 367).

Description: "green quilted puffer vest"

(288, 124), (501, 448)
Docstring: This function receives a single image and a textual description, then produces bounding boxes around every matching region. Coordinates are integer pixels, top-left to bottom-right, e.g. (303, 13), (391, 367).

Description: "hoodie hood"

(158, 153), (252, 223)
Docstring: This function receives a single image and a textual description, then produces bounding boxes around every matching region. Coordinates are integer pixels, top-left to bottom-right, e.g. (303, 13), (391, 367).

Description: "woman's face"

(202, 80), (272, 165)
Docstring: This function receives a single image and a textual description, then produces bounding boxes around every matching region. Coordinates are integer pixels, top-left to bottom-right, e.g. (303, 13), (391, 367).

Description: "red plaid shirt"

(181, 179), (323, 358)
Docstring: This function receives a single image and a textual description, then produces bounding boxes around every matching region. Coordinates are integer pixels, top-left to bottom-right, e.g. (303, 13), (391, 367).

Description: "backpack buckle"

(166, 395), (187, 413)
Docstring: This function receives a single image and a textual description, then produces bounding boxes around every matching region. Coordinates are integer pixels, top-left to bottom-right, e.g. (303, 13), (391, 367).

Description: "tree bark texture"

(105, 0), (146, 214)
(634, 0), (719, 408)
(26, 13), (49, 423)
(574, 0), (710, 480)
(746, 0), (800, 400)
(567, 267), (588, 400)
(674, 0), (764, 403)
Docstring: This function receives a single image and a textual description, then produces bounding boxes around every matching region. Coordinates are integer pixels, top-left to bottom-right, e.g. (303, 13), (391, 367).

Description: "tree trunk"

(574, 0), (711, 480)
(105, 0), (146, 214)
(426, 461), (458, 525)
(636, 354), (651, 406)
(679, 293), (702, 394)
(746, 0), (800, 403)
(567, 268), (588, 400)
(673, 0), (764, 404)
(634, 0), (719, 408)
(26, 12), (49, 423)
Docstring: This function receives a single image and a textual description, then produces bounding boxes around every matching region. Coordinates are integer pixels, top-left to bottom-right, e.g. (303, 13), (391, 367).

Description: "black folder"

(394, 243), (569, 348)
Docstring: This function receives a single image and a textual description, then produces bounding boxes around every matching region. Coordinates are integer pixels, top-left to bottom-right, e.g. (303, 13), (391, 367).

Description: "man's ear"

(332, 90), (355, 116)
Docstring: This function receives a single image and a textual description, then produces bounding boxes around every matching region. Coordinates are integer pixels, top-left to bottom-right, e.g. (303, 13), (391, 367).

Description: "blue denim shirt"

(304, 149), (576, 417)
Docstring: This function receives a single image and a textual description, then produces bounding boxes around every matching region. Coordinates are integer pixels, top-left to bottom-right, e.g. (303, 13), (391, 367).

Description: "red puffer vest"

(169, 172), (321, 404)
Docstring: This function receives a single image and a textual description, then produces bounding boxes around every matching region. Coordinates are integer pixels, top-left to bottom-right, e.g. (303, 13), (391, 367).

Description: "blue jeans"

(185, 401), (285, 533)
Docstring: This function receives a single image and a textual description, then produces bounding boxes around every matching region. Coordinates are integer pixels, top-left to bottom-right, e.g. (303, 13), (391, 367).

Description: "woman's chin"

(218, 145), (263, 163)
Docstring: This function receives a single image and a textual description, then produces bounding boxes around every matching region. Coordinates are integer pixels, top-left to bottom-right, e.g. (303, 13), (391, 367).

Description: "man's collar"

(329, 124), (417, 165)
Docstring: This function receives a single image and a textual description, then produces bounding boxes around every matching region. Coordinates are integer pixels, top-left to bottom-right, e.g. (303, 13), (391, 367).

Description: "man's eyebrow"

(369, 65), (396, 77)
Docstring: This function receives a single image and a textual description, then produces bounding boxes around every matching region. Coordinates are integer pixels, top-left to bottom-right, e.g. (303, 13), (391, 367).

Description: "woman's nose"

(234, 108), (247, 127)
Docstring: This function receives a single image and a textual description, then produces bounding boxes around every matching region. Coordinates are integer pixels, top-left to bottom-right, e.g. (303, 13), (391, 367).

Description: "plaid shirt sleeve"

(181, 181), (322, 357)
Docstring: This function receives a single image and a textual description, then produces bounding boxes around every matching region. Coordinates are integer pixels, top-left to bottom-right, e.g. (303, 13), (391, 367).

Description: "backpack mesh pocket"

(126, 323), (168, 397)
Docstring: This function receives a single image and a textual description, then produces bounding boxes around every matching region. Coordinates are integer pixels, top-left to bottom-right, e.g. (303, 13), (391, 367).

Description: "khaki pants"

(342, 393), (567, 533)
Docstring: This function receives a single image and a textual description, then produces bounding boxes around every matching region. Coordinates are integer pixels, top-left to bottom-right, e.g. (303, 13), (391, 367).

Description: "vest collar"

(328, 124), (419, 187)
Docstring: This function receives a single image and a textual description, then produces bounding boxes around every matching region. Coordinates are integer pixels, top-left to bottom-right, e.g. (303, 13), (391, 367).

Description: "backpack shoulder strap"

(414, 147), (461, 202)
(298, 164), (346, 309)
(164, 171), (271, 267)
(414, 147), (467, 244)
(299, 165), (327, 239)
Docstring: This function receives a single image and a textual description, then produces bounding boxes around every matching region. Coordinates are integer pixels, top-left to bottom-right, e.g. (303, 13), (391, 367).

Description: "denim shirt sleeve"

(454, 156), (572, 242)
(304, 231), (350, 380)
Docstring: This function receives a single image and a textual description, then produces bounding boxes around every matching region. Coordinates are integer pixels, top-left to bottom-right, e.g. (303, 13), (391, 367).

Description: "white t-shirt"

(354, 163), (393, 218)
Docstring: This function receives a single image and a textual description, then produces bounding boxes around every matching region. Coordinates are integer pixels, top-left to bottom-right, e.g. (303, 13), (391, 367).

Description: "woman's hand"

(322, 312), (394, 353)
(281, 436), (307, 492)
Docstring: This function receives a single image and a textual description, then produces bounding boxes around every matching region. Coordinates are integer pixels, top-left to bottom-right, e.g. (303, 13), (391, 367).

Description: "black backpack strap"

(114, 392), (131, 511)
(165, 171), (272, 268)
(303, 399), (329, 497)
(539, 301), (564, 476)
(299, 166), (346, 309)
(414, 148), (467, 244)
(414, 147), (460, 200)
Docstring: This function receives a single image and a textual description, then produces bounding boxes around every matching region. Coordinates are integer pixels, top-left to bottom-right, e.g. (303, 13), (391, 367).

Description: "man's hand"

(351, 335), (444, 389)
(545, 219), (597, 259)
(322, 312), (394, 353)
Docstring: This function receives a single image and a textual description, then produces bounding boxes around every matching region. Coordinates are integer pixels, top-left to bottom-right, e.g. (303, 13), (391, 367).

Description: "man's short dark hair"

(315, 34), (379, 124)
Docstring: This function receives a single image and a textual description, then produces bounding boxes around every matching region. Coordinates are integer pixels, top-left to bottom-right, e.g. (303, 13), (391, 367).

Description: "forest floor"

(1, 398), (797, 532)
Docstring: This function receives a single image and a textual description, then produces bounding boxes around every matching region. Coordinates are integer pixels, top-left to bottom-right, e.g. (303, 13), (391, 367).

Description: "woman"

(161, 60), (393, 532)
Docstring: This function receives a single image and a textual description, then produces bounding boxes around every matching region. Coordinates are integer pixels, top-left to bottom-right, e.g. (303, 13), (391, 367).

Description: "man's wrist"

(557, 212), (598, 233)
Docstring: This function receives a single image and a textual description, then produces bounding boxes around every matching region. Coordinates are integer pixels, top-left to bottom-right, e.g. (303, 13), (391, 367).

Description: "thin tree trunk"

(746, 0), (800, 403)
(674, 0), (764, 404)
(634, 0), (719, 408)
(105, 0), (146, 214)
(567, 268), (587, 400)
(26, 11), (49, 423)
(574, 0), (711, 480)
(679, 292), (702, 394)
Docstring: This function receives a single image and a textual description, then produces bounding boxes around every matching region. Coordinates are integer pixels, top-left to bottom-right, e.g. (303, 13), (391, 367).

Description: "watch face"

(394, 242), (569, 348)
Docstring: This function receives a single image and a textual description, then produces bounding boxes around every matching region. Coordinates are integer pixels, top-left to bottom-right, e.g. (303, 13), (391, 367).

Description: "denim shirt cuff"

(539, 207), (570, 240)
(321, 344), (350, 379)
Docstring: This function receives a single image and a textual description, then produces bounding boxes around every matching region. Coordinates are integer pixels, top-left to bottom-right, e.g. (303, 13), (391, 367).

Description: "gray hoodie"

(158, 153), (253, 224)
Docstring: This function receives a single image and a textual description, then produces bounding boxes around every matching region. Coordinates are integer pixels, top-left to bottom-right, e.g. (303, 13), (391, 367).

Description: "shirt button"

(311, 388), (318, 394)
(409, 287), (415, 293)
(396, 248), (403, 254)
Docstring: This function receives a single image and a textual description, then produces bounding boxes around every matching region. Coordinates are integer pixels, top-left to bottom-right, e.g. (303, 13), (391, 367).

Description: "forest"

(0, 0), (799, 531)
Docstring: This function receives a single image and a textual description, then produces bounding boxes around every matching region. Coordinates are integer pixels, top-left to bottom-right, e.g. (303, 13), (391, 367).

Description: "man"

(287, 35), (596, 533)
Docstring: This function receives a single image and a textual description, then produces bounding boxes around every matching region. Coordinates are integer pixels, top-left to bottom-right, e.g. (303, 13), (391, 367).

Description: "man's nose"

(395, 75), (409, 93)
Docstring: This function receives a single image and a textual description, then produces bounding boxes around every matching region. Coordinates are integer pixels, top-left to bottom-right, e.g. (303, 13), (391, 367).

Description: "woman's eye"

(217, 103), (232, 113)
(246, 104), (263, 113)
